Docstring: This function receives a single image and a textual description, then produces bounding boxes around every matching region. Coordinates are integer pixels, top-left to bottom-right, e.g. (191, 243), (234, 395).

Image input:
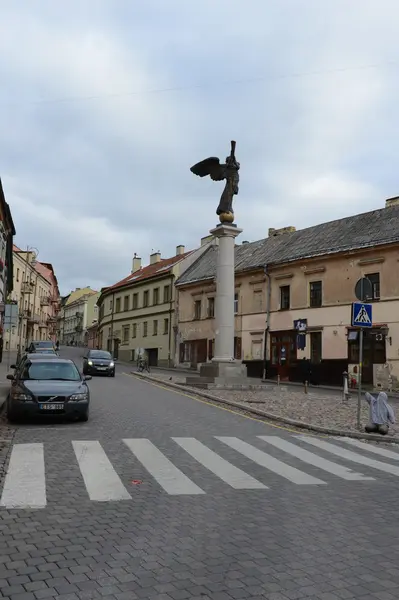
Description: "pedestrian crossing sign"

(351, 302), (372, 328)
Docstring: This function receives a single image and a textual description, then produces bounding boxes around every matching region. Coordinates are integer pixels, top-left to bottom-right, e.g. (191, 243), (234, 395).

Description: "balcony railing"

(27, 310), (40, 324)
(40, 296), (50, 306)
(47, 315), (57, 324)
(21, 282), (35, 295)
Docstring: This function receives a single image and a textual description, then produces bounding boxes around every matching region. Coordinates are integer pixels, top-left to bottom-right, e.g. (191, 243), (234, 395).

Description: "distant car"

(83, 350), (115, 377)
(26, 341), (55, 353)
(7, 357), (91, 423)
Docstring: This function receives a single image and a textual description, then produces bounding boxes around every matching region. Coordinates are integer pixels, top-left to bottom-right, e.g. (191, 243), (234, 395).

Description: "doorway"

(146, 348), (159, 367)
(348, 328), (386, 384)
(270, 331), (296, 380)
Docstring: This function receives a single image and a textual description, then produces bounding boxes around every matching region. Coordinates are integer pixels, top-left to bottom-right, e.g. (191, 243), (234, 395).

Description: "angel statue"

(190, 140), (240, 222)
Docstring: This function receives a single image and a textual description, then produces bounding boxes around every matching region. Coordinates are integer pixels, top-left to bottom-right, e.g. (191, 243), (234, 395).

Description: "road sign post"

(351, 289), (373, 429)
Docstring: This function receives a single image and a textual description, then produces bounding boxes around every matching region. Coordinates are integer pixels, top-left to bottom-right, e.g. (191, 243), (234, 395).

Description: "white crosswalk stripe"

(336, 437), (399, 461)
(259, 436), (374, 481)
(216, 437), (326, 485)
(2, 434), (399, 510)
(123, 438), (205, 495)
(297, 435), (399, 476)
(0, 443), (46, 509)
(173, 437), (267, 489)
(72, 441), (131, 502)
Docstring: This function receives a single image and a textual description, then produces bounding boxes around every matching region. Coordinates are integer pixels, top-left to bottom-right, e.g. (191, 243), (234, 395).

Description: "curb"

(132, 372), (399, 444)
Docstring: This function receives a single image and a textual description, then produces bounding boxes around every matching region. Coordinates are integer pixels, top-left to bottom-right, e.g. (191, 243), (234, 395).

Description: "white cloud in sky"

(0, 0), (398, 293)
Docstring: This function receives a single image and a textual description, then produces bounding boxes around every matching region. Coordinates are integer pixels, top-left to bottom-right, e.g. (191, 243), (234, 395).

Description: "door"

(191, 339), (207, 368)
(147, 348), (158, 366)
(270, 332), (296, 380)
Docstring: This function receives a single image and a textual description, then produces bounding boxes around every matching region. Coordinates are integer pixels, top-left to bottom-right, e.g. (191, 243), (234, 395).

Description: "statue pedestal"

(185, 222), (248, 388)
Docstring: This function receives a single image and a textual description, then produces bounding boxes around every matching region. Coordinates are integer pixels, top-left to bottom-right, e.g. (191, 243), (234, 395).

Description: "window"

(124, 295), (130, 311)
(132, 323), (137, 338)
(143, 321), (148, 337)
(163, 285), (171, 303)
(143, 290), (149, 307)
(309, 281), (322, 308)
(310, 332), (322, 363)
(280, 285), (290, 310)
(194, 300), (201, 320)
(365, 273), (380, 301)
(115, 298), (121, 313)
(109, 299), (113, 311)
(132, 293), (138, 309)
(153, 288), (159, 305)
(253, 290), (263, 312)
(123, 325), (130, 343)
(207, 297), (215, 318)
(153, 320), (158, 335)
(164, 318), (169, 334)
(234, 293), (239, 314)
(16, 268), (19, 282)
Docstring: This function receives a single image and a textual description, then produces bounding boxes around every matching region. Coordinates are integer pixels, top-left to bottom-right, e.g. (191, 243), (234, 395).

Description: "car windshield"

(21, 361), (81, 381)
(34, 342), (54, 349)
(89, 351), (112, 359)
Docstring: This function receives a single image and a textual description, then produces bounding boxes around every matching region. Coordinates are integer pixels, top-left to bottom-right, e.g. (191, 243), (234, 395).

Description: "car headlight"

(11, 392), (33, 401)
(88, 361), (93, 366)
(109, 362), (114, 367)
(69, 393), (88, 402)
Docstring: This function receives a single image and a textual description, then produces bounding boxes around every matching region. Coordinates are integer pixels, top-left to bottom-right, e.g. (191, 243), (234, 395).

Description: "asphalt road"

(0, 346), (398, 600)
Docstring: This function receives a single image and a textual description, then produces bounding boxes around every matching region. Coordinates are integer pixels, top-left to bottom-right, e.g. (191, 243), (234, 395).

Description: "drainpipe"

(168, 275), (174, 367)
(110, 292), (115, 353)
(262, 265), (271, 380)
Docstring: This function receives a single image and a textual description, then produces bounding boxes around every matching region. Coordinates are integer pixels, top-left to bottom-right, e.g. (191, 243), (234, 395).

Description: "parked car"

(26, 341), (55, 353)
(7, 357), (91, 423)
(12, 352), (60, 372)
(82, 350), (116, 377)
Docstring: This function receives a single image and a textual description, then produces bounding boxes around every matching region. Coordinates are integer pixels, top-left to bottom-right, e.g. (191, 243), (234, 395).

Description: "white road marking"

(0, 443), (46, 509)
(72, 441), (131, 502)
(216, 437), (326, 485)
(173, 437), (267, 489)
(123, 439), (204, 495)
(297, 436), (399, 477)
(337, 437), (399, 461)
(259, 436), (374, 481)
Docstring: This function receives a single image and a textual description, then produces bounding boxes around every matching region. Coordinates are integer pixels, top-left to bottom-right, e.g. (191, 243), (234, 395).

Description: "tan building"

(9, 246), (61, 350)
(97, 238), (215, 365)
(175, 197), (399, 387)
(59, 287), (99, 345)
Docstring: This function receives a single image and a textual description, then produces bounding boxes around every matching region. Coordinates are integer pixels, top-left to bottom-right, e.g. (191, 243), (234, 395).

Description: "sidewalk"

(0, 350), (16, 410)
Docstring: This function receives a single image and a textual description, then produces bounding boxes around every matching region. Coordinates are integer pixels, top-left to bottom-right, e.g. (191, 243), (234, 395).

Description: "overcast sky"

(1, 1), (398, 295)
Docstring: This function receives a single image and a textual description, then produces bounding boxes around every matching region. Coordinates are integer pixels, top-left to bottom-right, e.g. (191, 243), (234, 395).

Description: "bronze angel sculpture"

(190, 141), (240, 221)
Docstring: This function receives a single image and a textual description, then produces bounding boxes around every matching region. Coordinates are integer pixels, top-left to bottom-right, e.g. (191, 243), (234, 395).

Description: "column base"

(185, 360), (248, 388)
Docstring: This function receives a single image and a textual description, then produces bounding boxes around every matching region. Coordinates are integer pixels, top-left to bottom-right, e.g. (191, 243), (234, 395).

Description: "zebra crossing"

(1, 434), (398, 509)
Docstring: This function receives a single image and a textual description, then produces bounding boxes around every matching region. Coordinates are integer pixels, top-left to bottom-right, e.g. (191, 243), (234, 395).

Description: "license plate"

(97, 367), (107, 370)
(39, 403), (64, 410)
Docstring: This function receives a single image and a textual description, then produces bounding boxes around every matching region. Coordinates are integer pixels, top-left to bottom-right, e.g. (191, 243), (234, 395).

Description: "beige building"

(9, 246), (61, 350)
(97, 238), (215, 365)
(59, 287), (99, 345)
(175, 197), (399, 388)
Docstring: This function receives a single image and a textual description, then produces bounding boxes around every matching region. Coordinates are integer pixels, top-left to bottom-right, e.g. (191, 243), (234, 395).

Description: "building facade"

(9, 247), (61, 350)
(97, 239), (215, 365)
(86, 322), (99, 349)
(175, 197), (399, 388)
(60, 287), (99, 345)
(0, 179), (16, 339)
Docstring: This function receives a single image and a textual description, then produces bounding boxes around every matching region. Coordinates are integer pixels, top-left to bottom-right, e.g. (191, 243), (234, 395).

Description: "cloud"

(0, 0), (398, 293)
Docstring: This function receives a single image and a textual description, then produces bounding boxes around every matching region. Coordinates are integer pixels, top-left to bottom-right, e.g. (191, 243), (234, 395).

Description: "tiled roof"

(176, 204), (399, 286)
(106, 251), (192, 292)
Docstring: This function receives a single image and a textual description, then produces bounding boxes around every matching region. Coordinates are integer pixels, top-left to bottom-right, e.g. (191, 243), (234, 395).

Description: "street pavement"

(0, 346), (398, 599)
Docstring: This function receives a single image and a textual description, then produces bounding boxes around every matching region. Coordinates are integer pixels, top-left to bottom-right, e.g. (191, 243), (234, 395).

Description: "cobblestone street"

(0, 347), (399, 599)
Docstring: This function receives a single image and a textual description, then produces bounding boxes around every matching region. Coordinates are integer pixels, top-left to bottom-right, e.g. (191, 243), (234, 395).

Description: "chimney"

(131, 253), (142, 273)
(268, 226), (296, 237)
(176, 245), (185, 255)
(385, 196), (399, 208)
(201, 234), (214, 246)
(150, 251), (161, 264)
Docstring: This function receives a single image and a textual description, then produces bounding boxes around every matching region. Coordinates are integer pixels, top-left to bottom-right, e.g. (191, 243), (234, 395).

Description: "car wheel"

(7, 400), (20, 424)
(79, 410), (89, 422)
(111, 371), (115, 377)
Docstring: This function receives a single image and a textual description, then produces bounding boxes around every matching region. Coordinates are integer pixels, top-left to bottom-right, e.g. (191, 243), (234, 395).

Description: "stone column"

(209, 223), (242, 362)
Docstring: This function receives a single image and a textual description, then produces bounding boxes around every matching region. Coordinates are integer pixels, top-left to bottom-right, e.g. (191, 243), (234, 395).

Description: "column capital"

(209, 223), (243, 239)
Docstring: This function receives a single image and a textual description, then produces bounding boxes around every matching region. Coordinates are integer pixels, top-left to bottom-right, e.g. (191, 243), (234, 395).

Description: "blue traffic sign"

(351, 302), (372, 328)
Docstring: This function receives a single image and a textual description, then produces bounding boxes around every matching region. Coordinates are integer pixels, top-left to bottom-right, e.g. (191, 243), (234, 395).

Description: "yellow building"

(59, 287), (99, 345)
(97, 239), (215, 365)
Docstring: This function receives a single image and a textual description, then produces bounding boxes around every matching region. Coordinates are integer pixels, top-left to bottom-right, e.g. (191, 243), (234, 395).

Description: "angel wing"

(190, 157), (225, 181)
